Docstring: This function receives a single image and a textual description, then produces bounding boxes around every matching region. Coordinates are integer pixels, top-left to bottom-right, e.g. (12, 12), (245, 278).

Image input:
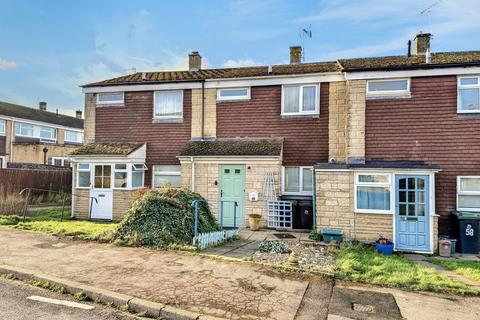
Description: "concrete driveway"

(0, 227), (317, 320)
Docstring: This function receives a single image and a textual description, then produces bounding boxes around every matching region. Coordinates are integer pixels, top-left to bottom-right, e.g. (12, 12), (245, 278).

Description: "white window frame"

(77, 163), (91, 189)
(216, 87), (251, 101)
(51, 157), (71, 167)
(0, 119), (5, 136)
(97, 92), (124, 105)
(113, 164), (128, 189)
(366, 78), (411, 97)
(131, 163), (147, 189)
(0, 156), (6, 168)
(39, 126), (57, 143)
(64, 130), (83, 144)
(281, 84), (320, 116)
(457, 176), (480, 212)
(457, 76), (480, 113)
(153, 90), (184, 120)
(152, 165), (181, 188)
(15, 122), (34, 137)
(281, 166), (314, 196)
(354, 172), (393, 214)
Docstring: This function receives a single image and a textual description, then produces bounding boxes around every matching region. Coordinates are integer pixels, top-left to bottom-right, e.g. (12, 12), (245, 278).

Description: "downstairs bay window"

(355, 173), (391, 213)
(282, 167), (313, 195)
(77, 163), (91, 188)
(132, 163), (147, 188)
(457, 176), (480, 212)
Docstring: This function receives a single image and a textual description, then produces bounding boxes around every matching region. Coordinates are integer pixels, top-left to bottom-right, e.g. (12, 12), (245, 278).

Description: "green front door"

(219, 164), (245, 227)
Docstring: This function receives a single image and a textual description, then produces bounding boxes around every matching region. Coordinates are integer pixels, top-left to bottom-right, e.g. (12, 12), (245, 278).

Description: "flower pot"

(248, 215), (261, 231)
(375, 240), (394, 255)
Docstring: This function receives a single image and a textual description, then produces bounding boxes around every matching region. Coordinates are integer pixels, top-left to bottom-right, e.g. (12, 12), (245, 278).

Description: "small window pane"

(358, 174), (389, 183)
(408, 204), (416, 216)
(357, 186), (390, 210)
(458, 195), (480, 209)
(408, 178), (416, 189)
(460, 177), (480, 192)
(115, 164), (127, 170)
(284, 167), (300, 192)
(40, 127), (56, 140)
(459, 88), (480, 111)
(154, 91), (183, 118)
(132, 171), (144, 188)
(219, 88), (249, 98)
(302, 86), (316, 112)
(235, 169), (241, 174)
(368, 80), (408, 92)
(399, 204), (407, 215)
(418, 204), (425, 216)
(302, 168), (313, 191)
(284, 86), (299, 113)
(78, 163), (90, 170)
(98, 93), (123, 103)
(417, 178), (425, 190)
(95, 165), (102, 176)
(53, 159), (63, 166)
(114, 172), (127, 188)
(408, 191), (415, 202)
(399, 178), (406, 189)
(224, 169), (230, 174)
(460, 78), (478, 85)
(399, 191), (406, 203)
(78, 172), (90, 187)
(94, 177), (102, 188)
(418, 191), (425, 203)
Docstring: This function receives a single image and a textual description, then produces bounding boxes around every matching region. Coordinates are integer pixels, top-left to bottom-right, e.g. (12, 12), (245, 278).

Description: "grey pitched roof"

(179, 138), (283, 157)
(0, 101), (83, 129)
(69, 142), (144, 156)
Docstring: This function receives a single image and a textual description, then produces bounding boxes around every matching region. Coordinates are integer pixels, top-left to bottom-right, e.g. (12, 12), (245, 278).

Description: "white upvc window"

(355, 173), (392, 214)
(0, 119), (5, 136)
(77, 163), (91, 188)
(458, 76), (480, 113)
(282, 166), (313, 195)
(153, 165), (181, 188)
(154, 90), (183, 120)
(217, 87), (250, 101)
(457, 176), (480, 212)
(366, 79), (410, 97)
(0, 156), (5, 168)
(15, 122), (34, 137)
(97, 92), (124, 105)
(281, 84), (319, 116)
(52, 157), (71, 167)
(114, 164), (128, 189)
(64, 130), (83, 144)
(39, 126), (57, 143)
(132, 163), (147, 188)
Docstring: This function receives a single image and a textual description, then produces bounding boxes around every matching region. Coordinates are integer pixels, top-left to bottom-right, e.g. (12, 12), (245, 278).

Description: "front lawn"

(334, 243), (478, 295)
(428, 258), (480, 282)
(0, 208), (117, 241)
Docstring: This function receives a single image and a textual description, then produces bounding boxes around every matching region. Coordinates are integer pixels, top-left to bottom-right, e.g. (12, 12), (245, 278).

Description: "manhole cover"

(353, 303), (375, 313)
(273, 233), (296, 239)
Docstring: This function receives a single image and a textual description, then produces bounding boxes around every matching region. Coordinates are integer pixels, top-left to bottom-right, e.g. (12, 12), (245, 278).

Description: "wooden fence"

(0, 168), (72, 197)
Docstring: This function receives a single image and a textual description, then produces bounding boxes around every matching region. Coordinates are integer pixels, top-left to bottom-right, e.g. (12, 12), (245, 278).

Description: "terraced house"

(0, 101), (84, 167)
(70, 33), (480, 253)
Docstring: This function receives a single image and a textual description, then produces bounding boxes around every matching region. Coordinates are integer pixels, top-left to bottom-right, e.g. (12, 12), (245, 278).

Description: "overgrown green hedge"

(113, 188), (218, 248)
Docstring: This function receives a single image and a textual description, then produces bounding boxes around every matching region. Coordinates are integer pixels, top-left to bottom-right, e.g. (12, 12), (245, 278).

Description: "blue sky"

(1, 0), (479, 115)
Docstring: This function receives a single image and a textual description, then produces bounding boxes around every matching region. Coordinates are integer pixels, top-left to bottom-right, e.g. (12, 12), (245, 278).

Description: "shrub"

(258, 240), (291, 254)
(113, 187), (218, 248)
(309, 230), (322, 241)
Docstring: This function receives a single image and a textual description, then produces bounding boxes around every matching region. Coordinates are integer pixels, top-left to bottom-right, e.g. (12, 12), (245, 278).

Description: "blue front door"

(395, 175), (430, 252)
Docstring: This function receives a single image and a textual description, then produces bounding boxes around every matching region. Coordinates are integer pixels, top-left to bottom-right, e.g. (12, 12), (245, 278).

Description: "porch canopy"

(179, 138), (283, 157)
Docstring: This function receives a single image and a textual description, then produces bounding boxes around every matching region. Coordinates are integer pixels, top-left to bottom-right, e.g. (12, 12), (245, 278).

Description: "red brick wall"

(365, 76), (480, 235)
(216, 84), (329, 166)
(95, 90), (192, 185)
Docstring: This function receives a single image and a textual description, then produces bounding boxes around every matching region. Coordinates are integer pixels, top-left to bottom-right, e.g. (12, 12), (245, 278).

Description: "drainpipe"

(191, 156), (195, 192)
(201, 80), (205, 141)
(312, 168), (317, 231)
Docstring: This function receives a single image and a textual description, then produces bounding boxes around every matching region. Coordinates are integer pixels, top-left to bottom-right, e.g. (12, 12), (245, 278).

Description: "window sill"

(366, 93), (411, 100)
(152, 118), (183, 124)
(217, 98), (251, 103)
(96, 103), (125, 108)
(355, 210), (393, 215)
(281, 113), (320, 119)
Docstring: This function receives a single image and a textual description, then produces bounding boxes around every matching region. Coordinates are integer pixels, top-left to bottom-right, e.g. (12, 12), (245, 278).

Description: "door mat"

(329, 287), (403, 319)
(273, 233), (296, 239)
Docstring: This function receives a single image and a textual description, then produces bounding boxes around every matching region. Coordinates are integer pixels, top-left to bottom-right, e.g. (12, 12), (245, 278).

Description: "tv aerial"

(299, 25), (312, 62)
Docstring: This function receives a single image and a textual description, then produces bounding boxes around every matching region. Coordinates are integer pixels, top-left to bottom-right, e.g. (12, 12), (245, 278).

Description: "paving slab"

(0, 227), (314, 320)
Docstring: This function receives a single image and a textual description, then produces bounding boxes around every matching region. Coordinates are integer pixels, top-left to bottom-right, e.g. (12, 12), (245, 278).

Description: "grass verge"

(0, 208), (118, 242)
(334, 243), (478, 295)
(428, 258), (480, 282)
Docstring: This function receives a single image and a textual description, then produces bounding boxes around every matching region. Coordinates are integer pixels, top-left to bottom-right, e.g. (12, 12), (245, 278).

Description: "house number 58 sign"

(466, 224), (474, 237)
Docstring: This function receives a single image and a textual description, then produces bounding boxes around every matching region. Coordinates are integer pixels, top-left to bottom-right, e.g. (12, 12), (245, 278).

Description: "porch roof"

(314, 160), (440, 170)
(179, 138), (283, 157)
(69, 142), (145, 156)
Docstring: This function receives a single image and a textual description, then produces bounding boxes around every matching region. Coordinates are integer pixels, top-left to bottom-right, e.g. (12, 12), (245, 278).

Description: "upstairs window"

(64, 130), (83, 144)
(457, 176), (480, 212)
(282, 166), (313, 195)
(282, 84), (319, 115)
(15, 122), (34, 137)
(367, 79), (410, 97)
(39, 126), (56, 142)
(0, 119), (5, 136)
(458, 77), (480, 113)
(97, 92), (124, 105)
(217, 88), (250, 101)
(154, 90), (183, 120)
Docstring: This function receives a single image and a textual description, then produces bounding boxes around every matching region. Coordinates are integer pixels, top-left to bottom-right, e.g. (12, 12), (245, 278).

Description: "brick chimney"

(290, 46), (302, 64)
(188, 51), (202, 71)
(413, 32), (432, 56)
(39, 101), (47, 111)
(75, 110), (82, 119)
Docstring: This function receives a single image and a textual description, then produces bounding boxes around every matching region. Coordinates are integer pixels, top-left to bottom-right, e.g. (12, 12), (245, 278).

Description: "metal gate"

(267, 200), (293, 230)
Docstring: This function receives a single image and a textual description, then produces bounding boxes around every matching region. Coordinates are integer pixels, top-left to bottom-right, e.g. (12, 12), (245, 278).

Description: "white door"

(90, 164), (113, 220)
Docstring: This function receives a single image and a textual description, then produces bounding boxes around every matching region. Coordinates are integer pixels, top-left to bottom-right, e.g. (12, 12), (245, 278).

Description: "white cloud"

(222, 59), (262, 68)
(0, 57), (17, 70)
